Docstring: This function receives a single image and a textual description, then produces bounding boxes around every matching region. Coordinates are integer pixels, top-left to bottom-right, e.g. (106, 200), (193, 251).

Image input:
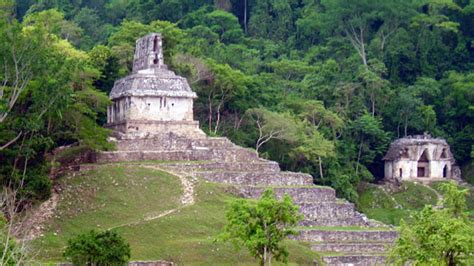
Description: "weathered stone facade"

(383, 134), (461, 183)
(98, 34), (398, 266)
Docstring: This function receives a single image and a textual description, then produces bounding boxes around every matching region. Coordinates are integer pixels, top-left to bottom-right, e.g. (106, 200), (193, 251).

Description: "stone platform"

(96, 132), (398, 265)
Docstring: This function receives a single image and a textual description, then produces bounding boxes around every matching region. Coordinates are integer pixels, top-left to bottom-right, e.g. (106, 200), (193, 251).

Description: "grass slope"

(33, 165), (316, 265)
(357, 181), (437, 225)
(357, 181), (474, 225)
(429, 181), (474, 218)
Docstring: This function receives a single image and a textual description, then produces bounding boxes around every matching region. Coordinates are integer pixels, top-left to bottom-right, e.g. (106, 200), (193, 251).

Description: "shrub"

(64, 230), (131, 265)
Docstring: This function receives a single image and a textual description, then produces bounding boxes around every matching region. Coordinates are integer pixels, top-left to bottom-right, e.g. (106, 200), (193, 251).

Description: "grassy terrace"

(357, 181), (474, 225)
(33, 164), (316, 265)
(296, 226), (393, 231)
(82, 160), (211, 166)
(357, 181), (437, 225)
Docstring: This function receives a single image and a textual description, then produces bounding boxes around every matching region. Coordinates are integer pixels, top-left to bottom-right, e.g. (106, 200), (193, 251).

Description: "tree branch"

(0, 131), (22, 150)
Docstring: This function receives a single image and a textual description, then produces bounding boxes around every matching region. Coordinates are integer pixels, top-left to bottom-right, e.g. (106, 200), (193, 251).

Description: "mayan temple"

(383, 134), (461, 183)
(99, 33), (398, 265)
(106, 33), (204, 138)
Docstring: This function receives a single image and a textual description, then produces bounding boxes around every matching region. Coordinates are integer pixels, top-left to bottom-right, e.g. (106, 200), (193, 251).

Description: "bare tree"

(0, 4), (35, 151)
(0, 186), (35, 265)
(244, 0), (248, 34)
(343, 21), (369, 70)
(245, 108), (299, 155)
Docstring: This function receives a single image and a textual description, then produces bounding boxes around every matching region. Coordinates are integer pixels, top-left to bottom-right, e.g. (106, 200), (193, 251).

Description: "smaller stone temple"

(383, 134), (461, 182)
(106, 33), (204, 138)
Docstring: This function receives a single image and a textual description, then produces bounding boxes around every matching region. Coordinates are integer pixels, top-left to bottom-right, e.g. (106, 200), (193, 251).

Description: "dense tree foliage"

(1, 0), (473, 204)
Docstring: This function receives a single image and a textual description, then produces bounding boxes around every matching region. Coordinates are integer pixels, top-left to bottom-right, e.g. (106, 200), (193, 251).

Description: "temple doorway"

(417, 150), (430, 177)
(443, 165), (448, 178)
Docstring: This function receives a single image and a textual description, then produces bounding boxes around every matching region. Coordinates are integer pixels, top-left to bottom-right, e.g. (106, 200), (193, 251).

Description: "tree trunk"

(404, 115), (408, 137)
(0, 131), (22, 150)
(345, 26), (368, 70)
(244, 0), (248, 34)
(263, 246), (267, 266)
(208, 94), (213, 131)
(447, 252), (455, 266)
(318, 156), (324, 179)
(371, 92), (375, 117)
(214, 101), (222, 134)
(356, 141), (363, 175)
(234, 112), (243, 131)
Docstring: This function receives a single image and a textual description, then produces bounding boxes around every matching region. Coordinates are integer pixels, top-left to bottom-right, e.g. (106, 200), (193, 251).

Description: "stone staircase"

(97, 133), (398, 265)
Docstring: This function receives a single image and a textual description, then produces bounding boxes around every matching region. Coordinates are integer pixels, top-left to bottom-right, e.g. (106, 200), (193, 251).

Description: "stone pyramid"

(99, 34), (398, 265)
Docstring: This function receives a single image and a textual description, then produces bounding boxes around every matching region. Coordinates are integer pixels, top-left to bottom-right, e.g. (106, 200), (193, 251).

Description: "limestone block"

(96, 150), (213, 163)
(238, 186), (336, 203)
(294, 230), (398, 242)
(298, 202), (356, 219)
(311, 242), (390, 253)
(299, 217), (368, 227)
(196, 171), (313, 186)
(106, 120), (204, 137)
(320, 255), (387, 266)
(161, 161), (281, 173)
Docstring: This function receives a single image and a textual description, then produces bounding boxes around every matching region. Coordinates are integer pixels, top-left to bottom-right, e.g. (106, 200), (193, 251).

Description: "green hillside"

(32, 164), (316, 265)
(357, 181), (474, 225)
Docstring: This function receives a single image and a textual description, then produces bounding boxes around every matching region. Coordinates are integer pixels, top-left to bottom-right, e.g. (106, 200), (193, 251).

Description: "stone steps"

(97, 150), (213, 163)
(97, 147), (259, 163)
(318, 255), (387, 266)
(208, 147), (260, 162)
(194, 171), (314, 186)
(114, 136), (234, 151)
(96, 131), (399, 265)
(299, 217), (369, 227)
(160, 161), (281, 173)
(294, 229), (398, 243)
(311, 242), (390, 253)
(238, 186), (336, 204)
(298, 202), (357, 219)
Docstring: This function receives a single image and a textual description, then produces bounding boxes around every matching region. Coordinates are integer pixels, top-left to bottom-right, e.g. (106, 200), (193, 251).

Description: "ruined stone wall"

(108, 96), (194, 124)
(58, 261), (173, 266)
(317, 255), (387, 265)
(161, 160), (281, 173)
(98, 133), (261, 163)
(114, 135), (232, 151)
(132, 33), (165, 72)
(196, 171), (313, 186)
(294, 230), (398, 242)
(107, 97), (130, 124)
(106, 120), (203, 137)
(238, 186), (336, 203)
(128, 96), (194, 122)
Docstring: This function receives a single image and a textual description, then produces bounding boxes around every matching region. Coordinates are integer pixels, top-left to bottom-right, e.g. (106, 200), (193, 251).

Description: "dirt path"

(142, 165), (195, 207)
(109, 165), (195, 229)
(380, 186), (403, 209)
(16, 192), (60, 240)
(423, 184), (444, 207)
(21, 163), (196, 237)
